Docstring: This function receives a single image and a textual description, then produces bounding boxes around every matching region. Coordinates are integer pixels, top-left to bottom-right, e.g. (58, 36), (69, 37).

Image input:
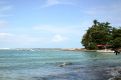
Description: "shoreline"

(0, 48), (116, 53)
(61, 48), (96, 52)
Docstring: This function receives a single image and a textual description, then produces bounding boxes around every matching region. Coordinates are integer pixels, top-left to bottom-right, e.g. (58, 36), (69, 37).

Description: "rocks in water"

(108, 67), (121, 80)
(108, 77), (121, 80)
(58, 62), (73, 67)
(32, 77), (47, 80)
(110, 70), (121, 77)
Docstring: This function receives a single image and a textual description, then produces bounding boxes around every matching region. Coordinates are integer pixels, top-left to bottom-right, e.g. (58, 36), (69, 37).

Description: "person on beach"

(114, 49), (120, 55)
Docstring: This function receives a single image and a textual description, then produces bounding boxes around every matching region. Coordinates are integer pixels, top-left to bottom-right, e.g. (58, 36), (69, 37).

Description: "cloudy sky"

(0, 0), (121, 48)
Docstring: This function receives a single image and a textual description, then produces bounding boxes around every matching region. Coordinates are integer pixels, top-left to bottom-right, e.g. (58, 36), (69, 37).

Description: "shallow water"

(0, 49), (121, 80)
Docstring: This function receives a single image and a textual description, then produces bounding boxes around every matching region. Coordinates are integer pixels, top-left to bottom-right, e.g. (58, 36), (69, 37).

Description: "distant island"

(81, 20), (121, 50)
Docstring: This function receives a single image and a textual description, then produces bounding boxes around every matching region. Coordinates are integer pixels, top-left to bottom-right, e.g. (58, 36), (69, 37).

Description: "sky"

(0, 0), (121, 48)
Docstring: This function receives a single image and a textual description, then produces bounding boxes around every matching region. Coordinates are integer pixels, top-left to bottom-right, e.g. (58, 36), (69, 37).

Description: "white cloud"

(42, 0), (74, 8)
(52, 34), (67, 43)
(33, 24), (84, 44)
(0, 33), (50, 47)
(0, 20), (8, 28)
(12, 35), (47, 45)
(82, 3), (121, 26)
(46, 0), (59, 6)
(0, 23), (84, 47)
(0, 2), (13, 17)
(33, 24), (81, 35)
(0, 32), (14, 39)
(0, 5), (13, 12)
(84, 4), (121, 15)
(0, 32), (13, 36)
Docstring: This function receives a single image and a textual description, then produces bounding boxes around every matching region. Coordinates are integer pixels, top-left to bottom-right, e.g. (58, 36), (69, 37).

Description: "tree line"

(81, 20), (121, 50)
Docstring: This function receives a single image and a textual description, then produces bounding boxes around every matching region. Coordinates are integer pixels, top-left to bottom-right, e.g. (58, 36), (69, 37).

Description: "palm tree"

(93, 19), (98, 26)
(81, 20), (113, 50)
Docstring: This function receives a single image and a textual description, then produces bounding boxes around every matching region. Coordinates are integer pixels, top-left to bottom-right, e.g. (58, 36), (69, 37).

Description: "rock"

(58, 62), (72, 67)
(108, 77), (121, 80)
(110, 70), (121, 77)
(108, 68), (121, 80)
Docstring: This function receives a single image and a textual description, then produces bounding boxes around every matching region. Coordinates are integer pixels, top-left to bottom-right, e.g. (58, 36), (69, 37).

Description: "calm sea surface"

(0, 49), (121, 80)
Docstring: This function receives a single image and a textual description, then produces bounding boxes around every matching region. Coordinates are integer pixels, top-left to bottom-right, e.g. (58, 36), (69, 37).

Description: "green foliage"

(112, 37), (121, 48)
(112, 27), (121, 48)
(81, 20), (121, 49)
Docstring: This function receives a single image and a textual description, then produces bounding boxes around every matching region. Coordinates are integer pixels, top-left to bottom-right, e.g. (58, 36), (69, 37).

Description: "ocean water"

(0, 49), (121, 80)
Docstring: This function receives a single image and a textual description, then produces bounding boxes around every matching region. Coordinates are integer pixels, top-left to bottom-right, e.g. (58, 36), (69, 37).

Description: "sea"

(0, 48), (121, 80)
